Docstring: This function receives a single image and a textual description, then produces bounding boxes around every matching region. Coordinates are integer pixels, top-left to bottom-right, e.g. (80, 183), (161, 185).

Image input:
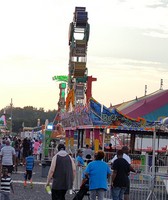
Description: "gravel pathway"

(8, 163), (79, 200)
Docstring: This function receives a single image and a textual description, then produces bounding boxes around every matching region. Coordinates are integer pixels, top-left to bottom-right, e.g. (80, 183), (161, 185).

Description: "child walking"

(24, 150), (34, 188)
(1, 167), (14, 200)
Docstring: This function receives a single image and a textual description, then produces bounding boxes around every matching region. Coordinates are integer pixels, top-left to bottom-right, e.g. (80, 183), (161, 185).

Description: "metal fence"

(129, 173), (167, 200)
(73, 167), (168, 200)
(104, 152), (168, 166)
(129, 173), (152, 200)
(73, 166), (84, 190)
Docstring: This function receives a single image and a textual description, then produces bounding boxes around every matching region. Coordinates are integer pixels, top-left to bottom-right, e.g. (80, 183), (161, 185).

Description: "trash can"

(41, 159), (51, 177)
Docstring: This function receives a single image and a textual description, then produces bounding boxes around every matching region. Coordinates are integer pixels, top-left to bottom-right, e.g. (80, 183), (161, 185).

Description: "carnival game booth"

(61, 98), (157, 152)
(60, 98), (168, 173)
(42, 97), (168, 177)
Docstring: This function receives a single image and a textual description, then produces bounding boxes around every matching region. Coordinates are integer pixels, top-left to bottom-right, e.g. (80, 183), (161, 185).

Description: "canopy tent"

(113, 89), (168, 122)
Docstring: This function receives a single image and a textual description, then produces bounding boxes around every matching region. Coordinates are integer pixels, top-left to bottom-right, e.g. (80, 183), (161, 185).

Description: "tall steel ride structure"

(66, 7), (90, 111)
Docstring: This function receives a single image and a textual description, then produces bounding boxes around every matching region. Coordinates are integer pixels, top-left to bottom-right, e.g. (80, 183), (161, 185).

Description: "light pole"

(152, 125), (156, 177)
(146, 123), (158, 200)
(10, 98), (13, 134)
(147, 120), (166, 200)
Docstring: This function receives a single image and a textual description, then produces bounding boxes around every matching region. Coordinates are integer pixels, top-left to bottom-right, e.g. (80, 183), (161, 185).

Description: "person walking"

(22, 138), (30, 166)
(46, 143), (76, 200)
(76, 149), (85, 167)
(83, 144), (93, 161)
(111, 146), (137, 200)
(33, 139), (40, 160)
(37, 141), (43, 165)
(24, 151), (34, 188)
(111, 150), (130, 200)
(13, 138), (21, 172)
(84, 150), (111, 200)
(0, 140), (16, 175)
(0, 167), (14, 200)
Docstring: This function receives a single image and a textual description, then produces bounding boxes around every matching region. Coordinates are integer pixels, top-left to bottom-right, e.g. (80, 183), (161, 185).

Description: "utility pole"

(144, 85), (147, 96)
(10, 98), (13, 134)
(160, 79), (163, 90)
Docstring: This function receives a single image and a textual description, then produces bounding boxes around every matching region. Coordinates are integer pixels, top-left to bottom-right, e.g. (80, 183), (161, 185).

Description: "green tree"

(0, 106), (57, 133)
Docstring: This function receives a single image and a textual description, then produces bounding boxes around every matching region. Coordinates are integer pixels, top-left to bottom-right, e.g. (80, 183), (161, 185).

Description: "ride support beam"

(70, 130), (74, 148)
(130, 133), (136, 153)
(94, 128), (100, 152)
(86, 76), (97, 103)
(85, 129), (90, 145)
(65, 130), (69, 148)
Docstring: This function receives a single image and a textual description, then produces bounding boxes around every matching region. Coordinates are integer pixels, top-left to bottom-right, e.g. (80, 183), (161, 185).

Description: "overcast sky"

(0, 0), (168, 111)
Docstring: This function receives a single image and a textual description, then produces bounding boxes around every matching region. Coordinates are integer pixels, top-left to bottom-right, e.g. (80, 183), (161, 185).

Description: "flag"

(0, 115), (6, 126)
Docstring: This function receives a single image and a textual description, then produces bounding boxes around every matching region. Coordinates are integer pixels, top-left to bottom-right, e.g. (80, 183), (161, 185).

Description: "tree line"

(0, 106), (57, 133)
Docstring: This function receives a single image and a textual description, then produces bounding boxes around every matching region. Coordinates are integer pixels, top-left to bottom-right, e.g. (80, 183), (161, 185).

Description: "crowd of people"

(0, 136), (42, 199)
(0, 136), (138, 200)
(0, 136), (42, 169)
(46, 143), (137, 200)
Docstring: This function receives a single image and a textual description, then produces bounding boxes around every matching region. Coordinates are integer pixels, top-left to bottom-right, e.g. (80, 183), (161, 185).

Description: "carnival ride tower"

(66, 7), (90, 111)
(52, 76), (68, 112)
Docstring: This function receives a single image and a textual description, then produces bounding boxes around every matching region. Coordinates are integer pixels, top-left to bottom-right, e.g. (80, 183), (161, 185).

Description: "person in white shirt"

(0, 140), (16, 175)
(83, 144), (93, 161)
(111, 152), (131, 164)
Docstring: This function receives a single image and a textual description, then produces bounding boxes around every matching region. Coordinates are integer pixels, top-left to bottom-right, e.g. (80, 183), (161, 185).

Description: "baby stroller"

(73, 178), (89, 200)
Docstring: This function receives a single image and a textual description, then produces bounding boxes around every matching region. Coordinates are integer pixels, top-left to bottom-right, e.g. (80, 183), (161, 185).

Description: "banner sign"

(61, 108), (92, 128)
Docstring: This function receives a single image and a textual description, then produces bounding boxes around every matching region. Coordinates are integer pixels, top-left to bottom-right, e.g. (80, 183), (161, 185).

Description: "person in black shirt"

(111, 150), (130, 200)
(22, 138), (30, 166)
(46, 144), (76, 200)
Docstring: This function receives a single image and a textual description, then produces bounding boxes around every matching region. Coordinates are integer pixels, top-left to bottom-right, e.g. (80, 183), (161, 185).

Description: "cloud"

(88, 56), (165, 72)
(146, 0), (168, 8)
(143, 28), (168, 38)
(89, 26), (168, 66)
(118, 0), (127, 2)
